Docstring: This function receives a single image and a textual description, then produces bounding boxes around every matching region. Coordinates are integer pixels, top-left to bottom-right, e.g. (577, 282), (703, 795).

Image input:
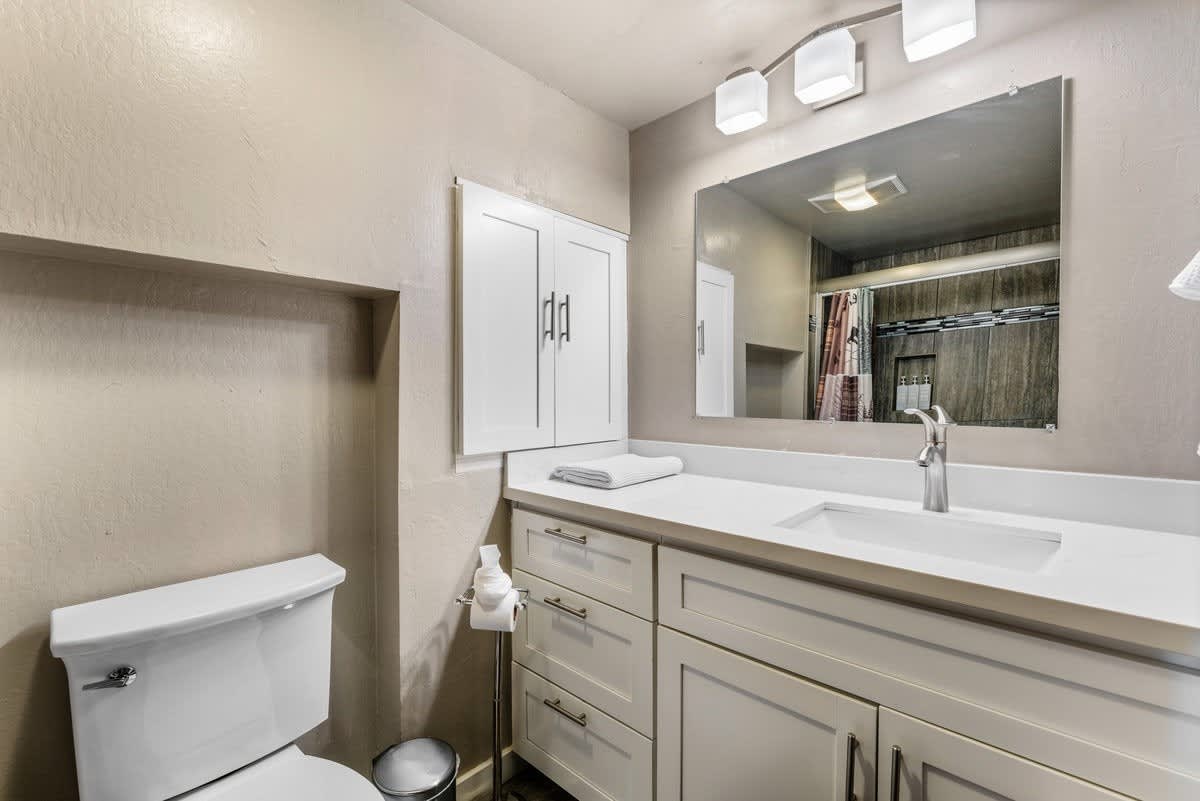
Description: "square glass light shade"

(902, 0), (977, 62)
(794, 29), (856, 104)
(715, 70), (768, 135)
(1170, 250), (1200, 301)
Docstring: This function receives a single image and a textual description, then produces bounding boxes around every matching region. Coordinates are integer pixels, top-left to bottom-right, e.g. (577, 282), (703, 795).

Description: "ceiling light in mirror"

(833, 184), (878, 211)
(902, 0), (977, 62)
(808, 175), (908, 214)
(715, 69), (768, 135)
(794, 29), (856, 104)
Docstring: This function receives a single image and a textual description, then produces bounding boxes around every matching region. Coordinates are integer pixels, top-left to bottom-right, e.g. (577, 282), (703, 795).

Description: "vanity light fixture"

(794, 29), (857, 104)
(714, 0), (976, 134)
(715, 68), (769, 135)
(903, 0), (978, 62)
(1169, 250), (1200, 301)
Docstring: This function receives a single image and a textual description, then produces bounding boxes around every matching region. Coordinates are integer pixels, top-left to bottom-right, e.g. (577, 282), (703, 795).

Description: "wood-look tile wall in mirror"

(695, 77), (1063, 429)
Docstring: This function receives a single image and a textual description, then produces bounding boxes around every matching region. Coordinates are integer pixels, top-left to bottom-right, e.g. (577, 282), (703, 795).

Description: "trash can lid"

(373, 738), (458, 797)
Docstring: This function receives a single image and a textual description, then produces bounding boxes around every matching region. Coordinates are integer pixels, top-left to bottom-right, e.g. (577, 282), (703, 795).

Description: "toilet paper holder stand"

(455, 586), (530, 801)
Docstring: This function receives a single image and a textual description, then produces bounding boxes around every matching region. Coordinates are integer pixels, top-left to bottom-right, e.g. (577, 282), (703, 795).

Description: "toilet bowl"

(176, 745), (379, 801)
(50, 554), (379, 801)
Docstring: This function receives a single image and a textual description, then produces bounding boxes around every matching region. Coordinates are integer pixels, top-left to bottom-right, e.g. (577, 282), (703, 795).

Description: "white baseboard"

(456, 747), (525, 800)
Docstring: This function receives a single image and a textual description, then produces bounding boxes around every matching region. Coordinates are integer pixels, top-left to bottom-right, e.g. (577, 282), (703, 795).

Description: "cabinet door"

(695, 262), (735, 418)
(458, 181), (556, 455)
(879, 708), (1126, 801)
(553, 218), (627, 446)
(658, 627), (877, 801)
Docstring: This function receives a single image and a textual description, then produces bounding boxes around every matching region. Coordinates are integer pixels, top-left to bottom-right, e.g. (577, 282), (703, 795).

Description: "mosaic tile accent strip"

(876, 304), (1060, 338)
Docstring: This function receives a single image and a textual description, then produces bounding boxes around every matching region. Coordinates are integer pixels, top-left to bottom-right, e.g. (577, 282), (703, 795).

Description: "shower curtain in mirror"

(815, 288), (874, 422)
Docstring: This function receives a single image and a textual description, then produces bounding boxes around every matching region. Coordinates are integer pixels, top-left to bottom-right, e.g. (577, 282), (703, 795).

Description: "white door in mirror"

(696, 262), (735, 417)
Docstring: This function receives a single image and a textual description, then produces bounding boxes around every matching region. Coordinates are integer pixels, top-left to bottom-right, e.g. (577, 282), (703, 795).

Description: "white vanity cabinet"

(880, 709), (1126, 801)
(657, 626), (876, 801)
(510, 509), (655, 801)
(457, 179), (627, 455)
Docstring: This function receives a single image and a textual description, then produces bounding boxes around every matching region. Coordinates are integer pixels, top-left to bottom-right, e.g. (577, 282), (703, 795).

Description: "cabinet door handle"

(889, 745), (903, 801)
(543, 526), (587, 545)
(844, 733), (858, 801)
(697, 321), (706, 355)
(559, 294), (571, 342)
(544, 596), (588, 620)
(543, 291), (556, 341)
(543, 697), (587, 727)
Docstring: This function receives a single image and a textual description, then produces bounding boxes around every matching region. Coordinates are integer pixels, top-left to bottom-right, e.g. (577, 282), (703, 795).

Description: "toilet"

(50, 554), (380, 801)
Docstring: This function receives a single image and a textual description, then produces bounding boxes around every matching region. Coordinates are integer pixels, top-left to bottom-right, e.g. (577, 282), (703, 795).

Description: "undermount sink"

(777, 503), (1062, 571)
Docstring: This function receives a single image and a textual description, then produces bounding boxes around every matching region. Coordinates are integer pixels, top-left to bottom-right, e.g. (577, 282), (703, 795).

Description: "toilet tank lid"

(50, 554), (346, 658)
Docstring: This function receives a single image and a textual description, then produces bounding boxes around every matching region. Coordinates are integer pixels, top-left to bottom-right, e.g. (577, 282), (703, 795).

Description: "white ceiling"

(404, 0), (891, 129)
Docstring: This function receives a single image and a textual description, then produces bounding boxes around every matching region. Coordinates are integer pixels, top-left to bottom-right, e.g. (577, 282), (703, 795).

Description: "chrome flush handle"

(83, 665), (137, 691)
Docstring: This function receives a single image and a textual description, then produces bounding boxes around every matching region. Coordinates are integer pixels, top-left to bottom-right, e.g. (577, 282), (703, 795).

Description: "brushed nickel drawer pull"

(844, 733), (858, 801)
(543, 697), (587, 727)
(889, 745), (902, 801)
(544, 526), (587, 545)
(544, 596), (588, 619)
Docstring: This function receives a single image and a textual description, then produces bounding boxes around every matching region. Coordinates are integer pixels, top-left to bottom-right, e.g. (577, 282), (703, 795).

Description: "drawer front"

(658, 547), (1200, 801)
(514, 570), (654, 736)
(513, 664), (654, 801)
(512, 508), (654, 619)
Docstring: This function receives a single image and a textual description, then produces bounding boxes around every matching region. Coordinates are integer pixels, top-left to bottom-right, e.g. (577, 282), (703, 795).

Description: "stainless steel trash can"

(373, 738), (459, 801)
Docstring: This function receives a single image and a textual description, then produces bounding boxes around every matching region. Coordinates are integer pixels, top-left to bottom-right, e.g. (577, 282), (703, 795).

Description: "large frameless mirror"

(695, 77), (1063, 428)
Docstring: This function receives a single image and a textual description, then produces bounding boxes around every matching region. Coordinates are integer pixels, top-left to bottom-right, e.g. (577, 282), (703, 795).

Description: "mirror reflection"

(695, 78), (1062, 428)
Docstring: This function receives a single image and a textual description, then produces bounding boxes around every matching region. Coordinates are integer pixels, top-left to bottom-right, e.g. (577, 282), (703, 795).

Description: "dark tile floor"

(501, 766), (578, 801)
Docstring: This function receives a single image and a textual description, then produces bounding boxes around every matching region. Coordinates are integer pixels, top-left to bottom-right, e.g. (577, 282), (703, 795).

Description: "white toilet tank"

(50, 554), (346, 801)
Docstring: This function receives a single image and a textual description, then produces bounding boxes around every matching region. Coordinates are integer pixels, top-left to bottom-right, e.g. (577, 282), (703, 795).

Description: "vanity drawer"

(513, 663), (654, 801)
(513, 569), (654, 736)
(658, 546), (1200, 801)
(512, 508), (654, 619)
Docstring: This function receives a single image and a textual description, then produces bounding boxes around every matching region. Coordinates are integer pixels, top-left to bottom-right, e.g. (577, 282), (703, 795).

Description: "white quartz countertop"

(505, 472), (1200, 662)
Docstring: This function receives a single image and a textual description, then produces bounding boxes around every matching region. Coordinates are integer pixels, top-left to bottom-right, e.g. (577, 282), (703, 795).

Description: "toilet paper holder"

(455, 584), (530, 801)
(454, 585), (529, 608)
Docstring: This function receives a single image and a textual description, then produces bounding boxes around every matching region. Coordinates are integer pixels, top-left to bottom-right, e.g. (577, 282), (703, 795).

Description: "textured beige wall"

(697, 185), (811, 417)
(0, 0), (629, 795)
(0, 253), (376, 799)
(630, 0), (1200, 480)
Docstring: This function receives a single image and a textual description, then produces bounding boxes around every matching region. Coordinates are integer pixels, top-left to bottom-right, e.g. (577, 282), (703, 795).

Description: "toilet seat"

(175, 745), (380, 801)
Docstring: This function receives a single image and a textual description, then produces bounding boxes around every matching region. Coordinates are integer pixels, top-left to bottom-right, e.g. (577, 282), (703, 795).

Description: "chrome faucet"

(904, 405), (956, 513)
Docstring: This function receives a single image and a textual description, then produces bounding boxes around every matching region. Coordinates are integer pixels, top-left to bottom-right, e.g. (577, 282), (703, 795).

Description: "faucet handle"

(931, 405), (956, 426)
(904, 408), (938, 442)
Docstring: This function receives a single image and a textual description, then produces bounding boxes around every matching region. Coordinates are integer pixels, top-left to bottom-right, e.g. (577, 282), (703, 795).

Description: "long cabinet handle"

(559, 294), (571, 342)
(889, 745), (902, 801)
(543, 526), (587, 545)
(543, 291), (556, 341)
(697, 321), (706, 355)
(844, 733), (858, 801)
(544, 596), (588, 620)
(543, 697), (587, 727)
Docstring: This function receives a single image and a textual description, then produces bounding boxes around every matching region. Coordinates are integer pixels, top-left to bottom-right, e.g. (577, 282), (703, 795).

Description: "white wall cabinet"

(458, 180), (627, 455)
(657, 627), (876, 801)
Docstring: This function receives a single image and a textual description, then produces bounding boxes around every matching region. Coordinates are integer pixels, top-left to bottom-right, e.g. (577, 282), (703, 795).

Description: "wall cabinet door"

(695, 262), (734, 417)
(658, 627), (877, 801)
(458, 181), (556, 455)
(879, 708), (1126, 801)
(554, 218), (627, 446)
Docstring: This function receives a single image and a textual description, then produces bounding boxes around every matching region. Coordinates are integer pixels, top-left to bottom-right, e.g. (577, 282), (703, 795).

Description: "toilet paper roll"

(470, 588), (519, 632)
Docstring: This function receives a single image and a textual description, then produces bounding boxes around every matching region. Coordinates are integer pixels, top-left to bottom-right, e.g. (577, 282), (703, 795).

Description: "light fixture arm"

(742, 3), (902, 81)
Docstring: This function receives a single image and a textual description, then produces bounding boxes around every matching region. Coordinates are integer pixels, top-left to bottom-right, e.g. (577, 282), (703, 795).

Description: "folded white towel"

(552, 454), (683, 489)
